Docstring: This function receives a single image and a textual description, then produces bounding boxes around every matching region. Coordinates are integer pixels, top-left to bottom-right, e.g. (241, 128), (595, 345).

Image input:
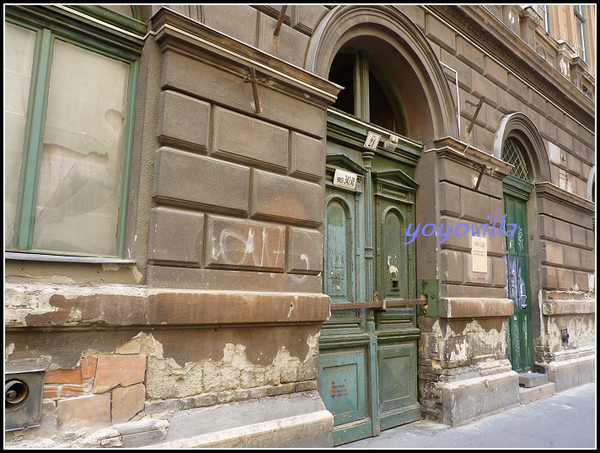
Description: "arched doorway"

(306, 6), (457, 445)
(495, 113), (550, 373)
(502, 138), (534, 372)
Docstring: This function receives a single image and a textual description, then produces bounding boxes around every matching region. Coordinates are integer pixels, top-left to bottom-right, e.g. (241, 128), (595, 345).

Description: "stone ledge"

(146, 409), (333, 448)
(438, 297), (513, 318)
(441, 370), (520, 426)
(547, 355), (595, 392)
(143, 390), (333, 448)
(541, 299), (596, 315)
(5, 285), (331, 328)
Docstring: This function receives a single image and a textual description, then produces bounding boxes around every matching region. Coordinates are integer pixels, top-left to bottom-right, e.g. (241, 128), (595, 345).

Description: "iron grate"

(502, 137), (532, 181)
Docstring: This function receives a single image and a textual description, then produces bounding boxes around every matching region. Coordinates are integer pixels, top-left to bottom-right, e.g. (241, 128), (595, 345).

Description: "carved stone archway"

(494, 112), (551, 183)
(305, 5), (458, 143)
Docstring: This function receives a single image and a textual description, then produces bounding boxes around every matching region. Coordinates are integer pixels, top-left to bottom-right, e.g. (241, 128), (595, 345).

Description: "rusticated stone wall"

(141, 8), (338, 293)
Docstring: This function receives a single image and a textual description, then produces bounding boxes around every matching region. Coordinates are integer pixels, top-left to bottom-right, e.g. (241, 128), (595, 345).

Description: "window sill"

(5, 252), (136, 265)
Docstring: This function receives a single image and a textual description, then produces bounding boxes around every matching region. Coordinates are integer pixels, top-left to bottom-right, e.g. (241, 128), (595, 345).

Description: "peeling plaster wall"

(418, 316), (513, 421)
(419, 317), (509, 371)
(544, 313), (595, 352)
(5, 326), (322, 446)
(140, 331), (320, 401)
(535, 291), (596, 367)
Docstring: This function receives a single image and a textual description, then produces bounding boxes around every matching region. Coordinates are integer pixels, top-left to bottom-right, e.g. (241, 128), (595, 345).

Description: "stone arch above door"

(305, 5), (458, 142)
(494, 112), (551, 183)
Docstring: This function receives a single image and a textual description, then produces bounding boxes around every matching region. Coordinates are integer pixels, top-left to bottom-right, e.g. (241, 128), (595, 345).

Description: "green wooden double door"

(318, 137), (421, 445)
(503, 176), (534, 373)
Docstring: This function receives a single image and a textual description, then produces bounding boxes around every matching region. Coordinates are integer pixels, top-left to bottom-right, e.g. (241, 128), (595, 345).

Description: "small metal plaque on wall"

(333, 169), (358, 190)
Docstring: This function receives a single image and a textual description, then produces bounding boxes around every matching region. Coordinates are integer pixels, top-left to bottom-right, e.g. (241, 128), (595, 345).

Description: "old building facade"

(4, 4), (595, 448)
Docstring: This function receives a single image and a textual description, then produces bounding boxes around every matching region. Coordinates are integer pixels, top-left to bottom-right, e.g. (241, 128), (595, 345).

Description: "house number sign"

(364, 131), (381, 150)
(333, 169), (358, 190)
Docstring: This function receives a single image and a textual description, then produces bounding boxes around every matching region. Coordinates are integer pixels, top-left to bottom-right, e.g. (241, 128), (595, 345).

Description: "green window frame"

(574, 5), (587, 62)
(5, 5), (145, 258)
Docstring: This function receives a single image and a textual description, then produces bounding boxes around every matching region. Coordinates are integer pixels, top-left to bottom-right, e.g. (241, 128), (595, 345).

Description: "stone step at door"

(518, 372), (556, 404)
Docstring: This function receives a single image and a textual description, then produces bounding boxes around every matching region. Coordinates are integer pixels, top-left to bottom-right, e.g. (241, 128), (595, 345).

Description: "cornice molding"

(150, 7), (342, 106)
(433, 136), (513, 180)
(326, 107), (422, 167)
(535, 182), (595, 215)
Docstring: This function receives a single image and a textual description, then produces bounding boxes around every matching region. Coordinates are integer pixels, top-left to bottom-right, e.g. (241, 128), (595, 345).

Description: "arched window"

(502, 136), (533, 182)
(494, 113), (550, 183)
(328, 48), (408, 135)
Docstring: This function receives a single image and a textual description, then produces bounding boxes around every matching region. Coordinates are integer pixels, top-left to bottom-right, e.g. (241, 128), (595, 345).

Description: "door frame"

(503, 174), (534, 373)
(319, 108), (423, 445)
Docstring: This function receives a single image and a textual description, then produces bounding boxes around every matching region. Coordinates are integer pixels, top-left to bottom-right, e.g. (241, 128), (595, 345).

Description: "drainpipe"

(439, 62), (460, 138)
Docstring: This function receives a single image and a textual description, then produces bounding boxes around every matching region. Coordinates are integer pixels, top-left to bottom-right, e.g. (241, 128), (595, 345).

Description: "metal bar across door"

(330, 295), (428, 311)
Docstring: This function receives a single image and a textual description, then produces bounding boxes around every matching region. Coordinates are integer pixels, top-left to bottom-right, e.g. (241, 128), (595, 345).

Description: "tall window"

(502, 137), (532, 182)
(328, 49), (408, 135)
(574, 5), (587, 62)
(532, 5), (550, 33)
(5, 6), (144, 257)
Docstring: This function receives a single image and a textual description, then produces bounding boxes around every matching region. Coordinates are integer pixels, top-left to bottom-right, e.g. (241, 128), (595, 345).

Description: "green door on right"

(503, 176), (533, 373)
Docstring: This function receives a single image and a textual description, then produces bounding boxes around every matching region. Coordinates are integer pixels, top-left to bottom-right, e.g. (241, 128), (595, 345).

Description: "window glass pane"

(33, 39), (129, 256)
(575, 19), (586, 60)
(4, 22), (37, 249)
(369, 70), (395, 131)
(502, 137), (532, 182)
(328, 52), (355, 116)
(535, 5), (548, 32)
(369, 69), (406, 135)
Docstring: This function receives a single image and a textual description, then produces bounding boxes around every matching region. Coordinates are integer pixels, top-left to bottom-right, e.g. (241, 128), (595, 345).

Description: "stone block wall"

(130, 8), (338, 418)
(535, 185), (595, 376)
(436, 148), (511, 300)
(142, 8), (337, 293)
(427, 6), (594, 199)
(4, 4), (595, 444)
(411, 5), (595, 415)
(417, 138), (515, 422)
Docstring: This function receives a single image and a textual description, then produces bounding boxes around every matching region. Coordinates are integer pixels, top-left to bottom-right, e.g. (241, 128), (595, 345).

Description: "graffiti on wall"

(505, 253), (527, 309)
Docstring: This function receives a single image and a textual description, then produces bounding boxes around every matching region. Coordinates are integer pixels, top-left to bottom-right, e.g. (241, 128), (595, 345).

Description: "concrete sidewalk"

(337, 383), (596, 449)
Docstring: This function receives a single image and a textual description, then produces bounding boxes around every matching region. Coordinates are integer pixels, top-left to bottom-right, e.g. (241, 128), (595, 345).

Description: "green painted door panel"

(504, 194), (533, 373)
(373, 195), (419, 432)
(318, 349), (373, 445)
(318, 350), (369, 426)
(377, 342), (418, 414)
(320, 138), (420, 446)
(325, 200), (353, 303)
